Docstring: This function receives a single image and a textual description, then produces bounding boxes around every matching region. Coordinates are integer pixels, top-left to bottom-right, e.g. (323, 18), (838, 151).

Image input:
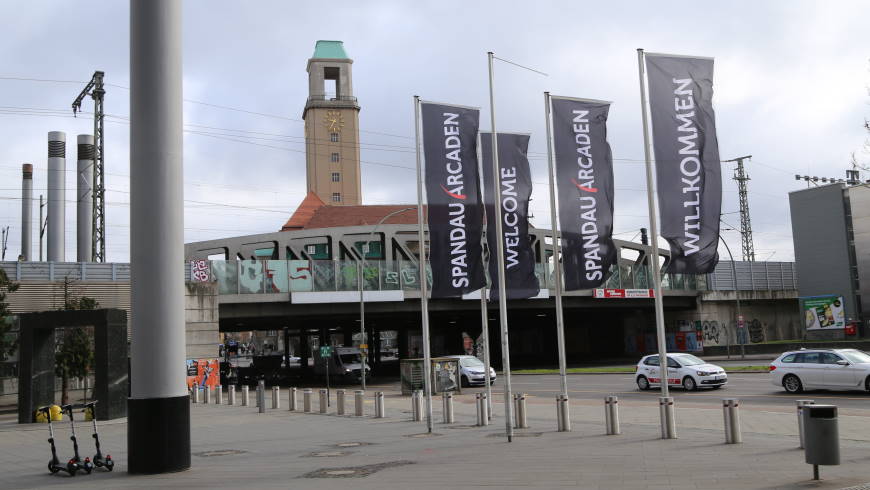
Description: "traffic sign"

(359, 343), (368, 349)
(320, 345), (333, 357)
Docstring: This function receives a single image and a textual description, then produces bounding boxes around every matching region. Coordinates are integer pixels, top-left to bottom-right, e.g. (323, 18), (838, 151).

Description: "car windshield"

(339, 354), (360, 364)
(460, 357), (485, 368)
(673, 354), (705, 366)
(840, 350), (870, 364)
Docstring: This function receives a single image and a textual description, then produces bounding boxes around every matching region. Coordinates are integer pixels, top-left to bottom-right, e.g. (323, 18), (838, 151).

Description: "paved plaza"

(2, 375), (870, 489)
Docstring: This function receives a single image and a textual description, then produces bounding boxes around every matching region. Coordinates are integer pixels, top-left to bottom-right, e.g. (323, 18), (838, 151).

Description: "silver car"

(444, 355), (496, 387)
(770, 348), (870, 393)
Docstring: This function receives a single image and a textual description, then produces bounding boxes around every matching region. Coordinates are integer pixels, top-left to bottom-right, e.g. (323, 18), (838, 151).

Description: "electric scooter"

(61, 404), (94, 474)
(38, 406), (79, 476)
(83, 401), (113, 471)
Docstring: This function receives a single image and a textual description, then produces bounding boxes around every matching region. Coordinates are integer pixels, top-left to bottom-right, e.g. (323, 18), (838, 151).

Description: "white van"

(314, 346), (371, 381)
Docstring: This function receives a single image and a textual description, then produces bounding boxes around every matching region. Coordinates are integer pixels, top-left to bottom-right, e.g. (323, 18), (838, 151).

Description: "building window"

(331, 172), (340, 182)
(330, 132), (339, 142)
(331, 152), (340, 162)
(332, 193), (341, 202)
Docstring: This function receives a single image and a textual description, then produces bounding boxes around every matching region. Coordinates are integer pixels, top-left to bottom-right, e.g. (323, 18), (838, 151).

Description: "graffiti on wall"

(190, 260), (211, 282)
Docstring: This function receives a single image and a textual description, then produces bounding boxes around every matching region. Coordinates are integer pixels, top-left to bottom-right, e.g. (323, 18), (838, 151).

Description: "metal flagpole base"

(659, 396), (676, 439)
(128, 396), (190, 473)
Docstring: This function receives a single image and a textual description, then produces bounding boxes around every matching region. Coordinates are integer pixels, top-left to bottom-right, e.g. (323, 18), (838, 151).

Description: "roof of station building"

(312, 40), (349, 59)
(280, 191), (422, 231)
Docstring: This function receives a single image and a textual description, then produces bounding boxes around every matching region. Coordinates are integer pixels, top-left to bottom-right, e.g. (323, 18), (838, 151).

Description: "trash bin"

(803, 405), (839, 466)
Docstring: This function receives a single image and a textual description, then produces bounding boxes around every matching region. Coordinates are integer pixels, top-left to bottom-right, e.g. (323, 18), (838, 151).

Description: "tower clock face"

(323, 110), (344, 132)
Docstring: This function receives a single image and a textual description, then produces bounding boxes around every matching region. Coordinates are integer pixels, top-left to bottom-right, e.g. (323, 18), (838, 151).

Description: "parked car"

(635, 353), (727, 391)
(769, 348), (870, 393)
(444, 355), (496, 387)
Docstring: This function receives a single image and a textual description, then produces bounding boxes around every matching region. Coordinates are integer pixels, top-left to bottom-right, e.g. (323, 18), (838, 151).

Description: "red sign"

(593, 289), (655, 299)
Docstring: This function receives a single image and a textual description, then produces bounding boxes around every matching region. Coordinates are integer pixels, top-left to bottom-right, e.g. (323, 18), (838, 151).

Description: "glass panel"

(238, 260), (265, 294)
(311, 260), (336, 292)
(288, 260), (313, 292)
(400, 259), (421, 291)
(534, 262), (547, 290)
(362, 261), (380, 291)
(265, 260), (288, 292)
(633, 263), (650, 289)
(212, 260), (238, 295)
(381, 260), (401, 291)
(671, 274), (685, 290)
(660, 272), (671, 290)
(337, 260), (359, 291)
(605, 265), (620, 288)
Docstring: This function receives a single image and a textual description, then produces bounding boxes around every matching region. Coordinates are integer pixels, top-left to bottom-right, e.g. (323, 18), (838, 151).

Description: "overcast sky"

(1, 0), (867, 263)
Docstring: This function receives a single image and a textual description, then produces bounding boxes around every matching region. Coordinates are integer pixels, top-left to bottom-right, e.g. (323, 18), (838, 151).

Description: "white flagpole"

(636, 49), (676, 439)
(413, 95), (434, 433)
(487, 51), (514, 442)
(543, 92), (570, 431)
(480, 288), (493, 419)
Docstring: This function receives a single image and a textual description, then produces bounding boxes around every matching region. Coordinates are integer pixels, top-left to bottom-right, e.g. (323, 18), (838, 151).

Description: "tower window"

(331, 152), (340, 162)
(331, 172), (340, 182)
(332, 193), (341, 202)
(330, 132), (339, 142)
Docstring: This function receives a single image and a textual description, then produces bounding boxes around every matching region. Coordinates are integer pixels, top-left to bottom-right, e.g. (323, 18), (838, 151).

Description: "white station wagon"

(635, 353), (728, 391)
(770, 348), (870, 393)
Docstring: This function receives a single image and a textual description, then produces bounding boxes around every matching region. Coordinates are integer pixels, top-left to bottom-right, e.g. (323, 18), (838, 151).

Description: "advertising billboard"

(801, 295), (846, 330)
(186, 358), (220, 389)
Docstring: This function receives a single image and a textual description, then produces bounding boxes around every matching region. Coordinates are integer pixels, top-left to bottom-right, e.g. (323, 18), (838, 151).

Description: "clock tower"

(303, 40), (362, 205)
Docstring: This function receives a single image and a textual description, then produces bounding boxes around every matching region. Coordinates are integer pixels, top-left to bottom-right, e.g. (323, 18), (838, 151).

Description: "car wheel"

(783, 374), (803, 393)
(461, 375), (469, 388)
(682, 376), (697, 391)
(637, 375), (650, 391)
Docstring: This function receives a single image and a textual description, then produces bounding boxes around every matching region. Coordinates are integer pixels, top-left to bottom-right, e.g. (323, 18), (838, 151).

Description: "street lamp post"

(718, 221), (745, 359)
(358, 206), (416, 391)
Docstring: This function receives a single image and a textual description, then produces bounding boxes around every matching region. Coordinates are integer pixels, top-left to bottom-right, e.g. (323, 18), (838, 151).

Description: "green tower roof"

(312, 40), (348, 59)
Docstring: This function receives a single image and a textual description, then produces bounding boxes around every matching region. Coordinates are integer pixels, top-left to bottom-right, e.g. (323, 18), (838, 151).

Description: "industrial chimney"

(47, 131), (66, 262)
(21, 163), (32, 261)
(77, 134), (94, 262)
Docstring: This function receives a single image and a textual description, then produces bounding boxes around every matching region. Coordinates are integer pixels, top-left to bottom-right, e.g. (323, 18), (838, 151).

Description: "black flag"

(551, 97), (617, 290)
(421, 102), (486, 298)
(645, 53), (722, 274)
(480, 132), (540, 300)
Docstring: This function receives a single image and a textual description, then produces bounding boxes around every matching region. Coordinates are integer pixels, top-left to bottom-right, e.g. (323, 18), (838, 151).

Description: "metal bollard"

(228, 385), (236, 405)
(659, 396), (677, 439)
(216, 385), (223, 405)
(272, 386), (280, 409)
(303, 388), (312, 413)
(288, 387), (297, 411)
(336, 389), (346, 415)
(605, 395), (621, 435)
(257, 381), (265, 414)
(242, 385), (249, 406)
(411, 390), (423, 422)
(319, 389), (328, 414)
(514, 393), (528, 429)
(476, 392), (489, 426)
(796, 400), (815, 448)
(354, 390), (365, 416)
(555, 394), (571, 432)
(189, 387), (194, 403)
(192, 387), (199, 403)
(207, 386), (214, 404)
(722, 398), (742, 444)
(442, 392), (454, 424)
(375, 391), (385, 418)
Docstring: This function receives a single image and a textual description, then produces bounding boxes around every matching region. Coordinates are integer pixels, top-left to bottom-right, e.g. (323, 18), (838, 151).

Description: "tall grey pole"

(413, 95), (434, 433)
(39, 195), (44, 262)
(487, 52), (515, 442)
(358, 259), (366, 391)
(21, 164), (33, 261)
(636, 49), (670, 400)
(480, 288), (493, 419)
(47, 131), (66, 262)
(718, 230), (745, 359)
(128, 0), (190, 473)
(543, 92), (570, 406)
(357, 206), (415, 391)
(77, 135), (94, 262)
